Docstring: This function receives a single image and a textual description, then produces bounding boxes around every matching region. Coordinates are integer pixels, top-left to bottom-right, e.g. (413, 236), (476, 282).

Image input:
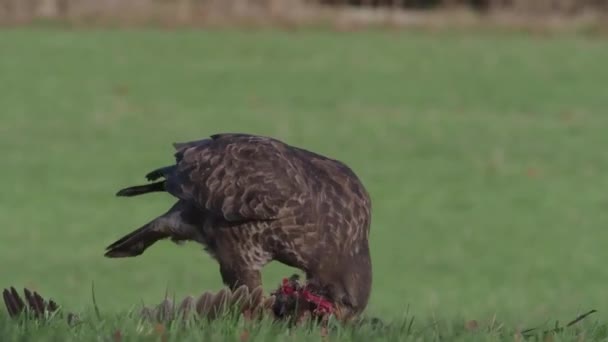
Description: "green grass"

(1, 310), (606, 341)
(1, 28), (608, 340)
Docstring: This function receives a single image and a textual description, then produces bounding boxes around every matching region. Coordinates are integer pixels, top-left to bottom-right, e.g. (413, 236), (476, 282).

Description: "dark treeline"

(1, 0), (607, 24)
(316, 0), (608, 13)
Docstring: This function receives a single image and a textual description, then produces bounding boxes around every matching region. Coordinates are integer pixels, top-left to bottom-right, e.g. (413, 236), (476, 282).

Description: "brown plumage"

(105, 133), (372, 320)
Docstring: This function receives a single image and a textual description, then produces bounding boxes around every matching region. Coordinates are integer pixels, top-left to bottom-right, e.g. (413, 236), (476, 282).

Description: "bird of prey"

(105, 133), (372, 320)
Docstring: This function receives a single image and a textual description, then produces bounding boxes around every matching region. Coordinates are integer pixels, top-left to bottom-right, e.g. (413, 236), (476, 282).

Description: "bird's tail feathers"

(145, 165), (176, 181)
(116, 181), (165, 197)
(104, 221), (169, 258)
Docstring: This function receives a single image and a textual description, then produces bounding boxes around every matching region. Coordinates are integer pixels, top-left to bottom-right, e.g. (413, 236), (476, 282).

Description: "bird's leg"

(219, 264), (262, 293)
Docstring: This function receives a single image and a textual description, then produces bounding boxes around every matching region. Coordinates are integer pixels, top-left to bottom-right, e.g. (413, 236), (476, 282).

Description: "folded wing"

(166, 134), (310, 222)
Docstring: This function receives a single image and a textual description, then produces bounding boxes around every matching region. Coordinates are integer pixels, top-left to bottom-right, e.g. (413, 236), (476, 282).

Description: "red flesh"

(277, 278), (334, 316)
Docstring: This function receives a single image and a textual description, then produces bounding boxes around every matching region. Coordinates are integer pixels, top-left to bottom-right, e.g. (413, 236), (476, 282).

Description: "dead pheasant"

(138, 274), (336, 326)
(2, 275), (337, 327)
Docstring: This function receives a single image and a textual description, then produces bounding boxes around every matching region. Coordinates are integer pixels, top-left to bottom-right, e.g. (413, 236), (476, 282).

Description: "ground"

(0, 28), (607, 340)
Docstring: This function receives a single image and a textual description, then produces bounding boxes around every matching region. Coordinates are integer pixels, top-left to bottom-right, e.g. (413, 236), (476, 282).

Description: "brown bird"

(105, 133), (372, 320)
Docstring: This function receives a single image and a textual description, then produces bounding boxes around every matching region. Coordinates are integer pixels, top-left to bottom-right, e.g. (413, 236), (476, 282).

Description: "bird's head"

(313, 276), (370, 322)
(310, 250), (373, 322)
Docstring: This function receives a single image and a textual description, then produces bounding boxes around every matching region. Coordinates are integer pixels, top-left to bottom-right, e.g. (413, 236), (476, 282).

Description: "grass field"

(1, 28), (608, 340)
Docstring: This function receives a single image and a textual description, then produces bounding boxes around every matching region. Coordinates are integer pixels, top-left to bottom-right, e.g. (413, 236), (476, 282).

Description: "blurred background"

(1, 0), (607, 29)
(1, 0), (607, 326)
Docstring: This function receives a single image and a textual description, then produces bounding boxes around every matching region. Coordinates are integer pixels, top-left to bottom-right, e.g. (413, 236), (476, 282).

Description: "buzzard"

(105, 133), (372, 320)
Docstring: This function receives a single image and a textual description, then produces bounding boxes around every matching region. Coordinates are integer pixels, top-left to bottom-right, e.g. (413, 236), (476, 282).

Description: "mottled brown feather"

(167, 134), (310, 222)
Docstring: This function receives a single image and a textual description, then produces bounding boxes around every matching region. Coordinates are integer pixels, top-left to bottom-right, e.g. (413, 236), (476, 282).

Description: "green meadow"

(1, 28), (607, 340)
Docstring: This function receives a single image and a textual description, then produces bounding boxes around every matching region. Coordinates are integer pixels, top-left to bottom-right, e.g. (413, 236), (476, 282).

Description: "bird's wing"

(166, 134), (310, 222)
